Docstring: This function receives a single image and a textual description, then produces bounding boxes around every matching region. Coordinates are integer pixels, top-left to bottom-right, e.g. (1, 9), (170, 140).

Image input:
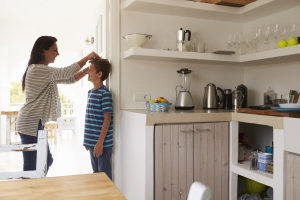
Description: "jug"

(232, 89), (244, 110)
(177, 28), (192, 52)
(203, 83), (224, 109)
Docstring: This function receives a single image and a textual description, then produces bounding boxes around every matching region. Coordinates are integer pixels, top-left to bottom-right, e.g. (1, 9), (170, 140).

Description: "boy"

(83, 58), (113, 180)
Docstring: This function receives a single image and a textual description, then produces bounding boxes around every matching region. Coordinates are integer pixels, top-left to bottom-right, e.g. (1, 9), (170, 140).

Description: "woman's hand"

(87, 51), (101, 60)
(77, 51), (101, 68)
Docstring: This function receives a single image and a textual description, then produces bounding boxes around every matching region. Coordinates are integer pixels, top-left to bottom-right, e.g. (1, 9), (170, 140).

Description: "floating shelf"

(231, 161), (274, 187)
(122, 0), (299, 22)
(122, 45), (300, 63)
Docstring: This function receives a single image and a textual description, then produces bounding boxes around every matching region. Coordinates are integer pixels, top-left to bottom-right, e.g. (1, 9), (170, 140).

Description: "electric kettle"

(203, 83), (224, 109)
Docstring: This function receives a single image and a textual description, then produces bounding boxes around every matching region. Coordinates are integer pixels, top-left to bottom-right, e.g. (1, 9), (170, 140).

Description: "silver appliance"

(203, 83), (224, 109)
(177, 28), (191, 52)
(175, 68), (194, 110)
(232, 89), (244, 111)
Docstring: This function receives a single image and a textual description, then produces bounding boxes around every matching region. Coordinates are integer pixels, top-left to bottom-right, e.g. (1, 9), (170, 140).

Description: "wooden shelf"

(122, 45), (300, 64)
(231, 161), (274, 187)
(122, 0), (299, 22)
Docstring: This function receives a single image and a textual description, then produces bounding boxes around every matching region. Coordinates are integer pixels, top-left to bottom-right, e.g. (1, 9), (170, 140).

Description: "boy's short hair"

(89, 58), (111, 81)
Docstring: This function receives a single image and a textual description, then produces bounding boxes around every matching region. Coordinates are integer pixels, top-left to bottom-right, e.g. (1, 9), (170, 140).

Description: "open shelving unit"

(122, 0), (299, 22)
(231, 161), (273, 187)
(122, 45), (300, 63)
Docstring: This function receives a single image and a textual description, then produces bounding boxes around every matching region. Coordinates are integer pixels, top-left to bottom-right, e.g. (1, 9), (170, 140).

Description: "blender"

(175, 68), (194, 110)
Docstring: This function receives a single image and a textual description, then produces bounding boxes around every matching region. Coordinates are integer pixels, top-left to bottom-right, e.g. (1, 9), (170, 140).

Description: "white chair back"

(187, 181), (211, 200)
(0, 130), (48, 180)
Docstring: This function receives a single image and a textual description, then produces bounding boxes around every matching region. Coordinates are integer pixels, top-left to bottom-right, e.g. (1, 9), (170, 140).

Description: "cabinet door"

(193, 122), (229, 200)
(285, 152), (300, 200)
(155, 124), (193, 200)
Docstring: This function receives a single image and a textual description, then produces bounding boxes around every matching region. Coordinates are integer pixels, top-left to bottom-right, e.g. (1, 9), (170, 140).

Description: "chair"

(0, 130), (48, 180)
(187, 181), (211, 200)
(44, 121), (58, 143)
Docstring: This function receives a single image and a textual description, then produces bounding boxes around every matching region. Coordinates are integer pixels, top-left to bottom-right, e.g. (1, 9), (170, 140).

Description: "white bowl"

(123, 33), (152, 48)
(279, 103), (300, 108)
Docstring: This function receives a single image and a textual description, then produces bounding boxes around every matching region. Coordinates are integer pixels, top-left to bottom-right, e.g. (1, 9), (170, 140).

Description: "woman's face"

(43, 42), (59, 65)
(88, 64), (102, 84)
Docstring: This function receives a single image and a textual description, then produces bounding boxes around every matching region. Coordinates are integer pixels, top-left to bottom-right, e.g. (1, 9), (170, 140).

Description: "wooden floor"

(0, 131), (92, 177)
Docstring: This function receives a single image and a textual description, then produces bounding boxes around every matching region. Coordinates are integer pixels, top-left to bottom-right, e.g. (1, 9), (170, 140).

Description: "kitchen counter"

(122, 109), (284, 129)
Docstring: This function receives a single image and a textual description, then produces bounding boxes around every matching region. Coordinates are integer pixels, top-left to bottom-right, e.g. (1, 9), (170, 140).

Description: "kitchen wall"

(121, 11), (245, 109)
(121, 5), (300, 109)
(243, 6), (300, 105)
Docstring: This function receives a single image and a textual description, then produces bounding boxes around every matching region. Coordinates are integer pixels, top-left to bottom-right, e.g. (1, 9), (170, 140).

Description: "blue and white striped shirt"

(83, 85), (113, 149)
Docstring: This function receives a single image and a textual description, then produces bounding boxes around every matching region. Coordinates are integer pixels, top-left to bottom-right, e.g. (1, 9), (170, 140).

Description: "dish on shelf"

(271, 107), (300, 112)
(212, 50), (235, 55)
(279, 103), (300, 108)
(123, 33), (152, 48)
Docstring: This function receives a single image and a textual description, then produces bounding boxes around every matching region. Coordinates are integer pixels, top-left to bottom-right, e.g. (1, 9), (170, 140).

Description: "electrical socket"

(134, 93), (151, 102)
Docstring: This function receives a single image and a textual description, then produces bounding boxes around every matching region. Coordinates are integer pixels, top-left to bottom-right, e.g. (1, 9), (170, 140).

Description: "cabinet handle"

(180, 130), (193, 134)
(195, 128), (211, 132)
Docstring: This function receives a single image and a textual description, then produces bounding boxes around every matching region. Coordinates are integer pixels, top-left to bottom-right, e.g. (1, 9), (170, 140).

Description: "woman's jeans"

(88, 147), (112, 180)
(19, 120), (53, 172)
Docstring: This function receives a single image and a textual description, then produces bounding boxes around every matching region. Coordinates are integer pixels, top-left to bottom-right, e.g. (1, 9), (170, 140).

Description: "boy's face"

(88, 64), (102, 83)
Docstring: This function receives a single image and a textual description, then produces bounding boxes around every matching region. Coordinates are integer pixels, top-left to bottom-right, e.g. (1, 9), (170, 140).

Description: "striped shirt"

(16, 63), (80, 136)
(83, 86), (113, 149)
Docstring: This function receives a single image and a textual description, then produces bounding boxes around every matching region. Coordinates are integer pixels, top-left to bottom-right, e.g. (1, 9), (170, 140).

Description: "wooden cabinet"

(285, 152), (300, 200)
(154, 122), (229, 200)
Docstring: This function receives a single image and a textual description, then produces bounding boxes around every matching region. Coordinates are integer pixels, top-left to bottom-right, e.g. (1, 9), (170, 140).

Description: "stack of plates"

(272, 103), (300, 112)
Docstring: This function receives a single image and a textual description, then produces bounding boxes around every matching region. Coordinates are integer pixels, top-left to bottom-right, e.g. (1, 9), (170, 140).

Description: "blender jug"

(175, 68), (194, 110)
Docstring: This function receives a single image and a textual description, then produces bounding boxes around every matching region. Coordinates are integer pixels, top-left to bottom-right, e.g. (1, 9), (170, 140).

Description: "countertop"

(121, 109), (284, 129)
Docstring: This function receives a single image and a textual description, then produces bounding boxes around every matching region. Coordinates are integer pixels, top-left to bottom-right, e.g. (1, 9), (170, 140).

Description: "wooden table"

(0, 173), (126, 200)
(0, 111), (19, 144)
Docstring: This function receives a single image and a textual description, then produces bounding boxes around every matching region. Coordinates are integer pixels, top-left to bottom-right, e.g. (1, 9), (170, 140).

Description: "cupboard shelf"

(122, 45), (300, 63)
(231, 161), (274, 187)
(122, 0), (298, 22)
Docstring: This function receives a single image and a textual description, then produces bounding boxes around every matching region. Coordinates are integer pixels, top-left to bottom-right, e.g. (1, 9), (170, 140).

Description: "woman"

(16, 35), (99, 173)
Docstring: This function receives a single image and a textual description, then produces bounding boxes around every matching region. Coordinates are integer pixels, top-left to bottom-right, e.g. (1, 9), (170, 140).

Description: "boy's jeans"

(88, 147), (112, 180)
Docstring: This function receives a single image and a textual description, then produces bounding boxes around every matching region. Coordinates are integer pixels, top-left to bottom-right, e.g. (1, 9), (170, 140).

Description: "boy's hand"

(93, 141), (103, 157)
(85, 146), (89, 151)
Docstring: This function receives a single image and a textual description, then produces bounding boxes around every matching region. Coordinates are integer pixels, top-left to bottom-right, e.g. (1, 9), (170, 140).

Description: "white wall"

(121, 11), (245, 109)
(0, 0), (106, 135)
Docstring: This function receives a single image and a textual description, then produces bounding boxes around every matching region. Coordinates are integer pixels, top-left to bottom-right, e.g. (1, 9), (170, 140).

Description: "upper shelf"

(122, 45), (300, 63)
(122, 0), (300, 22)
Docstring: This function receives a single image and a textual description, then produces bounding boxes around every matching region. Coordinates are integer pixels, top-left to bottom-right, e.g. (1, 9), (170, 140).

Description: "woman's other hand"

(87, 51), (101, 60)
(77, 51), (100, 68)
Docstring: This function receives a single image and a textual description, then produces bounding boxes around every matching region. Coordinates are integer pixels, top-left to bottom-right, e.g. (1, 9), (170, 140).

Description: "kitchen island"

(119, 109), (300, 200)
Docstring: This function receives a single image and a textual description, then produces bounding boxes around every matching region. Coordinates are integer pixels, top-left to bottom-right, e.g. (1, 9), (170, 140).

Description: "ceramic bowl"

(123, 33), (152, 48)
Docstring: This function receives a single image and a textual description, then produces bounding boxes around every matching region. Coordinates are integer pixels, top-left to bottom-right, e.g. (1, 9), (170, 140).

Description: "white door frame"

(106, 0), (122, 189)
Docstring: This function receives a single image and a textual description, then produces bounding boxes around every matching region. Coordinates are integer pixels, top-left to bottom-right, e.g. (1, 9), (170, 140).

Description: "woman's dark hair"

(90, 58), (112, 81)
(22, 36), (57, 91)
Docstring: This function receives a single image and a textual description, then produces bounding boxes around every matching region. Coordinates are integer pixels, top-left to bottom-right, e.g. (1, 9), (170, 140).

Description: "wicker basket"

(146, 102), (172, 112)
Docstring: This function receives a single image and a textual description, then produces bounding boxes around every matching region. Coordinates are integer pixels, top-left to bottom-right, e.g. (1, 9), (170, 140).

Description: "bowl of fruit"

(146, 97), (172, 112)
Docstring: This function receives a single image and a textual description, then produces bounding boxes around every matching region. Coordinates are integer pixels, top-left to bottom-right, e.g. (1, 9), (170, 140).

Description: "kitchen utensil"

(123, 33), (152, 48)
(177, 28), (192, 52)
(175, 68), (194, 110)
(203, 83), (223, 109)
(232, 89), (244, 110)
(237, 84), (248, 108)
(224, 89), (232, 110)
